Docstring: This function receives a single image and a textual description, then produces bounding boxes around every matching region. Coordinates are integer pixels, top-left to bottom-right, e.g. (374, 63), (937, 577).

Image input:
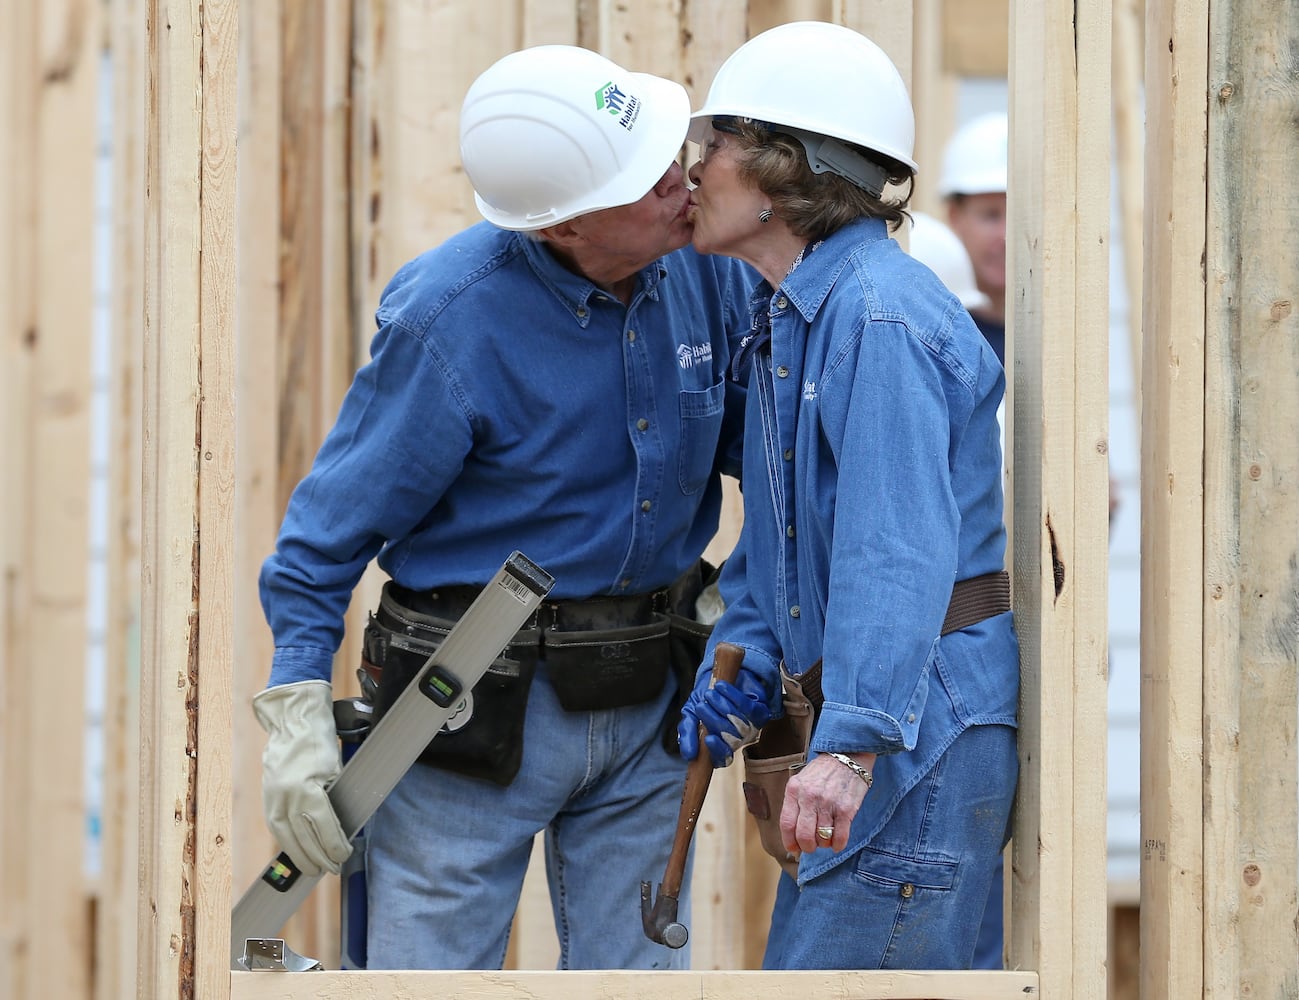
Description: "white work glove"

(253, 679), (353, 876)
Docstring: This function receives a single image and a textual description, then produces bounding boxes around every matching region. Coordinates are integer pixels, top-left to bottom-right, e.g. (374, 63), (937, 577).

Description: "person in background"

(676, 21), (1019, 970)
(939, 111), (1009, 366)
(253, 44), (755, 970)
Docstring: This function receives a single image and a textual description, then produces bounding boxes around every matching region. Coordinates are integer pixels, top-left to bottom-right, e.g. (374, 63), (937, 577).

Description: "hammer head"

(639, 880), (689, 949)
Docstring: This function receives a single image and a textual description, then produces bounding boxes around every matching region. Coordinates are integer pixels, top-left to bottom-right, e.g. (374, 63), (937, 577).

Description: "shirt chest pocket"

(677, 379), (725, 496)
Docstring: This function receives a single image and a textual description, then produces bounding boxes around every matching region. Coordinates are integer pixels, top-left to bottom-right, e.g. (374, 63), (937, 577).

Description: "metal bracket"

(236, 937), (323, 972)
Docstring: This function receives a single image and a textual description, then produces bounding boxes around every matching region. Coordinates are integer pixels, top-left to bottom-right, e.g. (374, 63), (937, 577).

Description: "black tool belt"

(361, 578), (690, 785)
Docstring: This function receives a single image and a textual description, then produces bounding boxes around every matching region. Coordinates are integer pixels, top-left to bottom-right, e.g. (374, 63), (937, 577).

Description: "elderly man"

(253, 44), (753, 970)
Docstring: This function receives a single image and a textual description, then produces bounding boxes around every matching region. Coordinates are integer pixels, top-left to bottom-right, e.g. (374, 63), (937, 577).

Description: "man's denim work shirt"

(703, 216), (1019, 881)
(262, 222), (754, 686)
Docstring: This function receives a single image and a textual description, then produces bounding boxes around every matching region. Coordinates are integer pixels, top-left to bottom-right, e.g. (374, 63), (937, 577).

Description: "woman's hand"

(780, 750), (877, 856)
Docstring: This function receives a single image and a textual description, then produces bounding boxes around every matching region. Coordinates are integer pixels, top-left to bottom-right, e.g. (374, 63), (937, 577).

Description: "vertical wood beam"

(98, 1), (146, 997)
(910, 0), (956, 216)
(232, 0), (281, 900)
(0, 3), (38, 996)
(1112, 0), (1145, 422)
(1138, 0), (1207, 997)
(1007, 0), (1111, 993)
(1202, 2), (1299, 997)
(138, 1), (237, 997)
(1, 2), (102, 998)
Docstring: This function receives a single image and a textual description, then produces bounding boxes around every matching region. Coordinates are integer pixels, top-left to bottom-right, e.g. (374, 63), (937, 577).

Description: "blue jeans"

(364, 661), (691, 970)
(763, 723), (1017, 969)
(971, 852), (1005, 968)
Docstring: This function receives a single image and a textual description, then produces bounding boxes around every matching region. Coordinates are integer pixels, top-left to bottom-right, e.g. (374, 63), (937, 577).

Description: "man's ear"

(537, 220), (583, 247)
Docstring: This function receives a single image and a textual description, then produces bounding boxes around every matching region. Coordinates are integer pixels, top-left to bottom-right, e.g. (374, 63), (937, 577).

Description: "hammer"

(640, 642), (744, 949)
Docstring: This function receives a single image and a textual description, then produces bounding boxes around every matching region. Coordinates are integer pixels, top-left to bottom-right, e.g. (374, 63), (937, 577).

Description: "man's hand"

(253, 679), (353, 876)
(677, 666), (772, 767)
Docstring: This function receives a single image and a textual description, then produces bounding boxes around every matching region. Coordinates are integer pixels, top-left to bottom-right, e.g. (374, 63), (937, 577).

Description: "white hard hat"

(688, 21), (917, 184)
(907, 212), (991, 312)
(938, 111), (1007, 197)
(460, 46), (690, 231)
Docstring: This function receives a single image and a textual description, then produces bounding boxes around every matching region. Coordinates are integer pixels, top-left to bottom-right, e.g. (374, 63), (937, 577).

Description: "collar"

(517, 232), (667, 326)
(776, 217), (892, 324)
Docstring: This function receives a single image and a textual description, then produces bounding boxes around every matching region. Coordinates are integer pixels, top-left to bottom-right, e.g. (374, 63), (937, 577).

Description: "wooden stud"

(137, 1), (238, 997)
(1112, 0), (1144, 423)
(1007, 0), (1111, 995)
(910, 0), (956, 217)
(1138, 0), (1208, 997)
(0, 3), (101, 998)
(97, 1), (147, 997)
(232, 0), (281, 902)
(1202, 1), (1298, 996)
(231, 968), (1040, 998)
(0, 5), (38, 997)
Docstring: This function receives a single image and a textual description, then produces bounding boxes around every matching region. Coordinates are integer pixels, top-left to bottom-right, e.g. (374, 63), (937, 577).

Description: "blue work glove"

(677, 667), (773, 767)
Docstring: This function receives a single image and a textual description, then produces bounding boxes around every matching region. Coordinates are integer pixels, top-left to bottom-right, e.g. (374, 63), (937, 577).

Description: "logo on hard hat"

(594, 81), (641, 131)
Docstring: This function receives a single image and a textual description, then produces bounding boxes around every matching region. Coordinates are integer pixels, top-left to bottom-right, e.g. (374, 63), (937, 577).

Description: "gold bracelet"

(826, 751), (874, 789)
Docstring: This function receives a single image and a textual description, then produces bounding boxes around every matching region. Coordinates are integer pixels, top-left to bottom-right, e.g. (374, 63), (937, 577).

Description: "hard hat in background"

(937, 111), (1008, 197)
(688, 21), (917, 179)
(460, 45), (690, 231)
(908, 212), (991, 312)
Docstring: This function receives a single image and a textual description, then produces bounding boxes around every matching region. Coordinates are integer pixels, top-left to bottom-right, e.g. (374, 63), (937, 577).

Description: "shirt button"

(786, 524), (795, 538)
(620, 578), (631, 589)
(627, 330), (637, 342)
(783, 448), (793, 461)
(576, 307), (588, 318)
(636, 418), (649, 431)
(776, 365), (789, 378)
(641, 500), (652, 512)
(790, 606), (800, 618)
(908, 713), (916, 723)
(776, 296), (788, 309)
(900, 883), (915, 899)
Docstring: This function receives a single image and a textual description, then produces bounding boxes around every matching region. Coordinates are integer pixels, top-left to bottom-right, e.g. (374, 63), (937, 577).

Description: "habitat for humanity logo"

(677, 342), (713, 369)
(595, 80), (642, 130)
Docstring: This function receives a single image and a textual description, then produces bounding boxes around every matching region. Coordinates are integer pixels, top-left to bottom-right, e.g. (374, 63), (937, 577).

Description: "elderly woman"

(676, 22), (1019, 970)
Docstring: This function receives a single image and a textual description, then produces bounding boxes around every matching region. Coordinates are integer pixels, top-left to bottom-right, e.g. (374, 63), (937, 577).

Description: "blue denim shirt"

(702, 217), (1019, 877)
(262, 222), (755, 685)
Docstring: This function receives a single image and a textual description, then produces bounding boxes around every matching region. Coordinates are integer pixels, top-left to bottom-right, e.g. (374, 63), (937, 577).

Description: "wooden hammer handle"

(659, 642), (744, 900)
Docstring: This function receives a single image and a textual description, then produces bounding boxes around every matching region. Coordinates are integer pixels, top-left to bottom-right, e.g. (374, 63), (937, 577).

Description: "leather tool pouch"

(544, 613), (671, 713)
(365, 589), (536, 788)
(741, 660), (822, 878)
(735, 569), (1012, 874)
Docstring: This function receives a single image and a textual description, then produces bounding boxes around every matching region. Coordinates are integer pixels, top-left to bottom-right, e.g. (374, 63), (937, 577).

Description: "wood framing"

(230, 969), (1039, 997)
(0, 3), (101, 999)
(98, 1), (147, 998)
(1006, 0), (1112, 996)
(137, 1), (238, 998)
(1138, 0), (1209, 996)
(5, 0), (1291, 996)
(1201, 0), (1298, 995)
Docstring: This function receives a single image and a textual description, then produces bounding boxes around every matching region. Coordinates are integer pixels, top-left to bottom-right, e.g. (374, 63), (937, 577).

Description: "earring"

(758, 208), (773, 224)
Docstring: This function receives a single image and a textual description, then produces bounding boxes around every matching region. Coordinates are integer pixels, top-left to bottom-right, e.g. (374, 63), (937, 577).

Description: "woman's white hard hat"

(460, 45), (690, 231)
(688, 21), (918, 175)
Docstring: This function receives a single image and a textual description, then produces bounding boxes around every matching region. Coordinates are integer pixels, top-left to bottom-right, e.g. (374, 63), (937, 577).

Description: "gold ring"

(815, 825), (834, 841)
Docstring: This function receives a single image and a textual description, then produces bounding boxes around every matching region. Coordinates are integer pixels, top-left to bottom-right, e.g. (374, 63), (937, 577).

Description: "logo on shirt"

(802, 380), (818, 401)
(594, 81), (642, 131)
(677, 342), (714, 369)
